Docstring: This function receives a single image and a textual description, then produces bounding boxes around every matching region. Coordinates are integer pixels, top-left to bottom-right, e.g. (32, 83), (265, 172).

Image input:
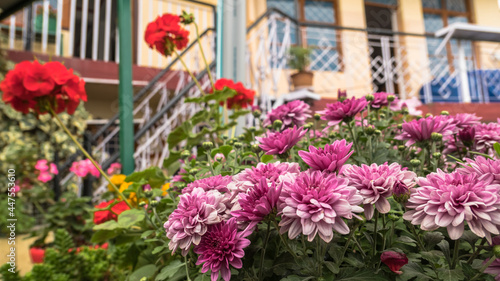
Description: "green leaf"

(164, 150), (181, 170)
(91, 229), (120, 243)
(151, 245), (167, 255)
(397, 262), (433, 281)
(437, 268), (465, 281)
(194, 273), (211, 281)
(208, 87), (237, 103)
(335, 269), (387, 280)
(117, 209), (146, 228)
(229, 110), (250, 119)
(128, 264), (157, 281)
(324, 261), (339, 274)
(155, 260), (185, 281)
(219, 145), (233, 158)
(191, 110), (210, 125)
(261, 154), (274, 163)
(494, 142), (500, 157)
(423, 232), (444, 250)
(141, 230), (154, 239)
(167, 121), (192, 148)
(437, 240), (451, 267)
(125, 167), (167, 188)
(395, 236), (417, 246)
(93, 220), (121, 231)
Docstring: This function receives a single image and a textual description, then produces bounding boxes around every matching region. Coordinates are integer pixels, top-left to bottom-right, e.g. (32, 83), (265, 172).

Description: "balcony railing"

(0, 0), (215, 67)
(246, 9), (500, 107)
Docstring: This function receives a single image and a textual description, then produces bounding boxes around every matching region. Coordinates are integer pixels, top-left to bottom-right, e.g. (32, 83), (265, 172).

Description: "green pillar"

(117, 0), (134, 174)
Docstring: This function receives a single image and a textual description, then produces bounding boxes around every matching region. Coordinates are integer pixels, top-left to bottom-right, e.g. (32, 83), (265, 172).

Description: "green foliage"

(31, 192), (93, 247)
(288, 46), (312, 72)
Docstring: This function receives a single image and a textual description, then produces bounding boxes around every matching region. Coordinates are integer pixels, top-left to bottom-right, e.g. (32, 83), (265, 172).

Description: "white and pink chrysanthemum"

(395, 115), (454, 146)
(298, 139), (353, 173)
(474, 122), (500, 153)
(403, 170), (500, 242)
(341, 162), (416, 219)
(457, 156), (500, 184)
(228, 162), (299, 196)
(182, 175), (233, 194)
(194, 218), (251, 281)
(231, 178), (282, 227)
(256, 126), (306, 156)
(263, 100), (312, 130)
(164, 188), (226, 255)
(279, 170), (363, 242)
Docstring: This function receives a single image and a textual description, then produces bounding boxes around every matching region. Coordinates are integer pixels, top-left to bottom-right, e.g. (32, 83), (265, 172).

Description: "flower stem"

(469, 256), (496, 281)
(184, 255), (192, 281)
(259, 222), (272, 281)
(174, 50), (206, 96)
(345, 121), (361, 157)
(48, 106), (132, 208)
(271, 220), (299, 259)
(341, 229), (355, 265)
(205, 152), (215, 176)
(194, 22), (214, 89)
(451, 239), (460, 269)
(372, 210), (379, 256)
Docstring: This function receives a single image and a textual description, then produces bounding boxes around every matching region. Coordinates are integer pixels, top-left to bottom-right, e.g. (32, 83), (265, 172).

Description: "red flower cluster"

(144, 14), (190, 57)
(213, 78), (256, 110)
(0, 60), (87, 114)
(93, 199), (130, 225)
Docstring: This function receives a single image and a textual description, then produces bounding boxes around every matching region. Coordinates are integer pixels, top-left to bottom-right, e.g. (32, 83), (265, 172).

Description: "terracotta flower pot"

(29, 247), (45, 264)
(291, 71), (314, 90)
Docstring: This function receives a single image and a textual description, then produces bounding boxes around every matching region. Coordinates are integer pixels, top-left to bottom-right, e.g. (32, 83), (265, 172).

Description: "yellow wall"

(471, 0), (500, 70)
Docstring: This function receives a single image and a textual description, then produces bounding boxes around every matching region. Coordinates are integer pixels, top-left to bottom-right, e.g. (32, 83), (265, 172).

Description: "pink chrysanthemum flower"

(298, 139), (353, 173)
(279, 170), (363, 242)
(183, 175), (233, 194)
(484, 258), (500, 281)
(318, 97), (368, 127)
(263, 100), (312, 130)
(256, 126), (306, 156)
(107, 163), (122, 175)
(164, 188), (226, 255)
(35, 159), (49, 172)
(342, 163), (416, 220)
(457, 156), (500, 184)
(395, 115), (454, 146)
(231, 178), (282, 226)
(474, 122), (500, 153)
(194, 218), (250, 281)
(403, 170), (500, 242)
(371, 92), (399, 110)
(229, 162), (299, 197)
(448, 113), (481, 130)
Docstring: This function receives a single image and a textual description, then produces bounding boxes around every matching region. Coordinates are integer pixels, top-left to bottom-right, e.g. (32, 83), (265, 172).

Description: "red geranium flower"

(0, 60), (87, 115)
(144, 14), (190, 57)
(93, 199), (130, 225)
(380, 251), (409, 274)
(212, 78), (255, 110)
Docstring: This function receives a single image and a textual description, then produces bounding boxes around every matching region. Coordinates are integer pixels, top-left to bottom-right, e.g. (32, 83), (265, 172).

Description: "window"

(266, 0), (340, 71)
(422, 0), (472, 72)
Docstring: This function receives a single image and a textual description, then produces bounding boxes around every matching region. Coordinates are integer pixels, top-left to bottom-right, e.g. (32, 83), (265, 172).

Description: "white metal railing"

(1, 0), (215, 67)
(246, 11), (500, 107)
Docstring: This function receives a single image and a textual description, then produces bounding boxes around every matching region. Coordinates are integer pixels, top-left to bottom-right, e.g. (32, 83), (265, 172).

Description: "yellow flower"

(108, 174), (127, 192)
(119, 181), (133, 193)
(161, 183), (170, 196)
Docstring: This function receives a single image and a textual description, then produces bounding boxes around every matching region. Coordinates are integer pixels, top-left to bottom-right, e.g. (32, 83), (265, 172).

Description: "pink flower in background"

(457, 156), (500, 184)
(318, 97), (368, 126)
(107, 163), (122, 175)
(474, 122), (500, 153)
(37, 172), (53, 183)
(35, 159), (58, 182)
(458, 126), (475, 144)
(449, 113), (481, 130)
(342, 162), (416, 220)
(298, 140), (353, 173)
(484, 258), (500, 281)
(404, 170), (500, 242)
(371, 92), (399, 110)
(397, 97), (423, 116)
(164, 188), (226, 256)
(256, 126), (306, 155)
(232, 178), (282, 226)
(183, 175), (233, 194)
(381, 251), (409, 274)
(70, 159), (100, 178)
(35, 160), (49, 172)
(395, 115), (454, 146)
(229, 162), (299, 196)
(279, 170), (363, 242)
(214, 153), (226, 162)
(263, 100), (312, 130)
(194, 218), (250, 281)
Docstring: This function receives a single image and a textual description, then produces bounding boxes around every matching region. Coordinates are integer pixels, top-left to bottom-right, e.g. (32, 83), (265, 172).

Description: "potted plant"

(288, 46), (314, 90)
